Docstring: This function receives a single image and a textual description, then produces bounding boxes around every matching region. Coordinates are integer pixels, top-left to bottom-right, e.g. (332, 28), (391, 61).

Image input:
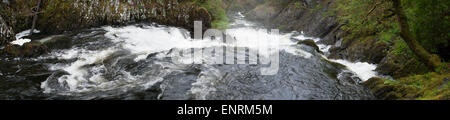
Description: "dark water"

(0, 14), (375, 100)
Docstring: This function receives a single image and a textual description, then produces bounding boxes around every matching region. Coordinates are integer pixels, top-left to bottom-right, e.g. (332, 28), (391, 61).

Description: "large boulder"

(362, 77), (402, 100)
(328, 36), (388, 64)
(297, 39), (321, 53)
(375, 52), (429, 79)
(2, 41), (48, 57)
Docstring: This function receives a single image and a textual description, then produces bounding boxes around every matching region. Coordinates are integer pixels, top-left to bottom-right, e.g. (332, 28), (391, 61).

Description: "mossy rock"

(363, 77), (397, 99)
(2, 41), (49, 57)
(297, 39), (322, 53)
(363, 72), (450, 100)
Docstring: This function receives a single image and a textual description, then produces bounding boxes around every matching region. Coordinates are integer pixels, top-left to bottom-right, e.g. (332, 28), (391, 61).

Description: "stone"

(2, 41), (48, 57)
(297, 39), (321, 53)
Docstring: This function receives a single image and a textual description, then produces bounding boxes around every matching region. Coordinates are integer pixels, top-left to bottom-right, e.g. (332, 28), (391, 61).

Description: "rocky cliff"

(241, 0), (391, 70)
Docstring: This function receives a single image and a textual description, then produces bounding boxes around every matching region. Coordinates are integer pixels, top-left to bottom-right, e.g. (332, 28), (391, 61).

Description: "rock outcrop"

(2, 41), (48, 58)
(245, 0), (338, 37)
(223, 0), (267, 12)
(297, 39), (321, 53)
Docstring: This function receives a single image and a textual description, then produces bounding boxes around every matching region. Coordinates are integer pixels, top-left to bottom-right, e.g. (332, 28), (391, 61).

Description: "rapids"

(0, 13), (376, 100)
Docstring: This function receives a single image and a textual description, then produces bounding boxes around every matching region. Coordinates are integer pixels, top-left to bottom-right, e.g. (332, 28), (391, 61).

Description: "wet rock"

(40, 35), (72, 50)
(246, 0), (338, 37)
(44, 70), (71, 93)
(246, 4), (280, 22)
(297, 39), (321, 53)
(328, 36), (388, 64)
(223, 0), (267, 12)
(2, 41), (48, 57)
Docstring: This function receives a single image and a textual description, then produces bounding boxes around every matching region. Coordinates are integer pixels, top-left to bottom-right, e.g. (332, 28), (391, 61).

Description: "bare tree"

(29, 0), (42, 36)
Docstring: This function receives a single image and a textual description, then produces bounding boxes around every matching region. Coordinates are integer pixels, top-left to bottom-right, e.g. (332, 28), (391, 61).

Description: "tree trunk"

(29, 0), (41, 36)
(392, 0), (441, 70)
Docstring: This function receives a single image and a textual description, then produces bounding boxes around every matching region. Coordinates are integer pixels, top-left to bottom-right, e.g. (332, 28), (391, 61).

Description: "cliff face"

(0, 0), (212, 46)
(244, 0), (338, 38)
(222, 0), (267, 12)
(242, 0), (388, 64)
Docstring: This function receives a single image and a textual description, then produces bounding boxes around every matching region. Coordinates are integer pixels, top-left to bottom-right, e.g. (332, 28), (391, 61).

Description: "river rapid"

(0, 13), (376, 100)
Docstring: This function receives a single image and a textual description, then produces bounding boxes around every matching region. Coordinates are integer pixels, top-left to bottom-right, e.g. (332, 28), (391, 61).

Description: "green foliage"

(311, 4), (323, 14)
(193, 0), (229, 29)
(294, 2), (302, 9)
(369, 71), (449, 100)
(336, 0), (450, 60)
(403, 0), (450, 56)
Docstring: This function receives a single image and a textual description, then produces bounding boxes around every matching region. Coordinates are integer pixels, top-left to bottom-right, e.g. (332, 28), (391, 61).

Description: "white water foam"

(330, 59), (378, 81)
(104, 25), (229, 61)
(10, 39), (31, 46)
(40, 21), (323, 95)
(226, 28), (312, 58)
(15, 29), (40, 39)
(293, 34), (378, 81)
(9, 29), (40, 46)
(293, 34), (332, 53)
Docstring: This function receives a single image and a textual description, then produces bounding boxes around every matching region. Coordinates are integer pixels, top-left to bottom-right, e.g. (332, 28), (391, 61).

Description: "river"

(0, 13), (376, 100)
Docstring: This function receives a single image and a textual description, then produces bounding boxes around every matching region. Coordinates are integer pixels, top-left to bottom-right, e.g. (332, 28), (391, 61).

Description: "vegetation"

(364, 68), (449, 100)
(193, 0), (230, 29)
(336, 0), (449, 99)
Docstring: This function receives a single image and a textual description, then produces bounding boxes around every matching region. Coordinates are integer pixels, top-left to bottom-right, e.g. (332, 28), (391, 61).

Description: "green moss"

(194, 0), (229, 29)
(364, 68), (450, 100)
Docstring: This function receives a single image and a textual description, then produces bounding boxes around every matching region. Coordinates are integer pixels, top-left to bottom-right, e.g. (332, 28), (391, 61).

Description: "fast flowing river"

(0, 13), (376, 100)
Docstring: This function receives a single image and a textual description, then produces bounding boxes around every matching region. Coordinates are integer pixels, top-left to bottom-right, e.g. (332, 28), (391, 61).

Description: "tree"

(29, 0), (41, 36)
(391, 0), (441, 70)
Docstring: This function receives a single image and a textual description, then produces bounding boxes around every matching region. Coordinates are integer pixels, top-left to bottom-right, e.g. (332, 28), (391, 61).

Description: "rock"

(362, 77), (400, 100)
(223, 0), (267, 12)
(246, 5), (279, 21)
(41, 35), (72, 50)
(328, 36), (388, 64)
(2, 41), (48, 57)
(375, 52), (429, 79)
(297, 39), (321, 53)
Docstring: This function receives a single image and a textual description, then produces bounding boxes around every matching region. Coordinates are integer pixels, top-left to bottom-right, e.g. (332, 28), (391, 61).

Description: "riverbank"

(235, 0), (449, 100)
(0, 0), (214, 46)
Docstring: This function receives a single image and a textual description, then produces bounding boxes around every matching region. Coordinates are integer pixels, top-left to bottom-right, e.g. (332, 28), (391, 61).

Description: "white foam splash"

(104, 25), (227, 61)
(293, 34), (332, 53)
(15, 29), (40, 39)
(41, 22), (315, 95)
(330, 59), (378, 81)
(10, 38), (31, 46)
(293, 34), (378, 81)
(9, 29), (40, 46)
(226, 28), (311, 58)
